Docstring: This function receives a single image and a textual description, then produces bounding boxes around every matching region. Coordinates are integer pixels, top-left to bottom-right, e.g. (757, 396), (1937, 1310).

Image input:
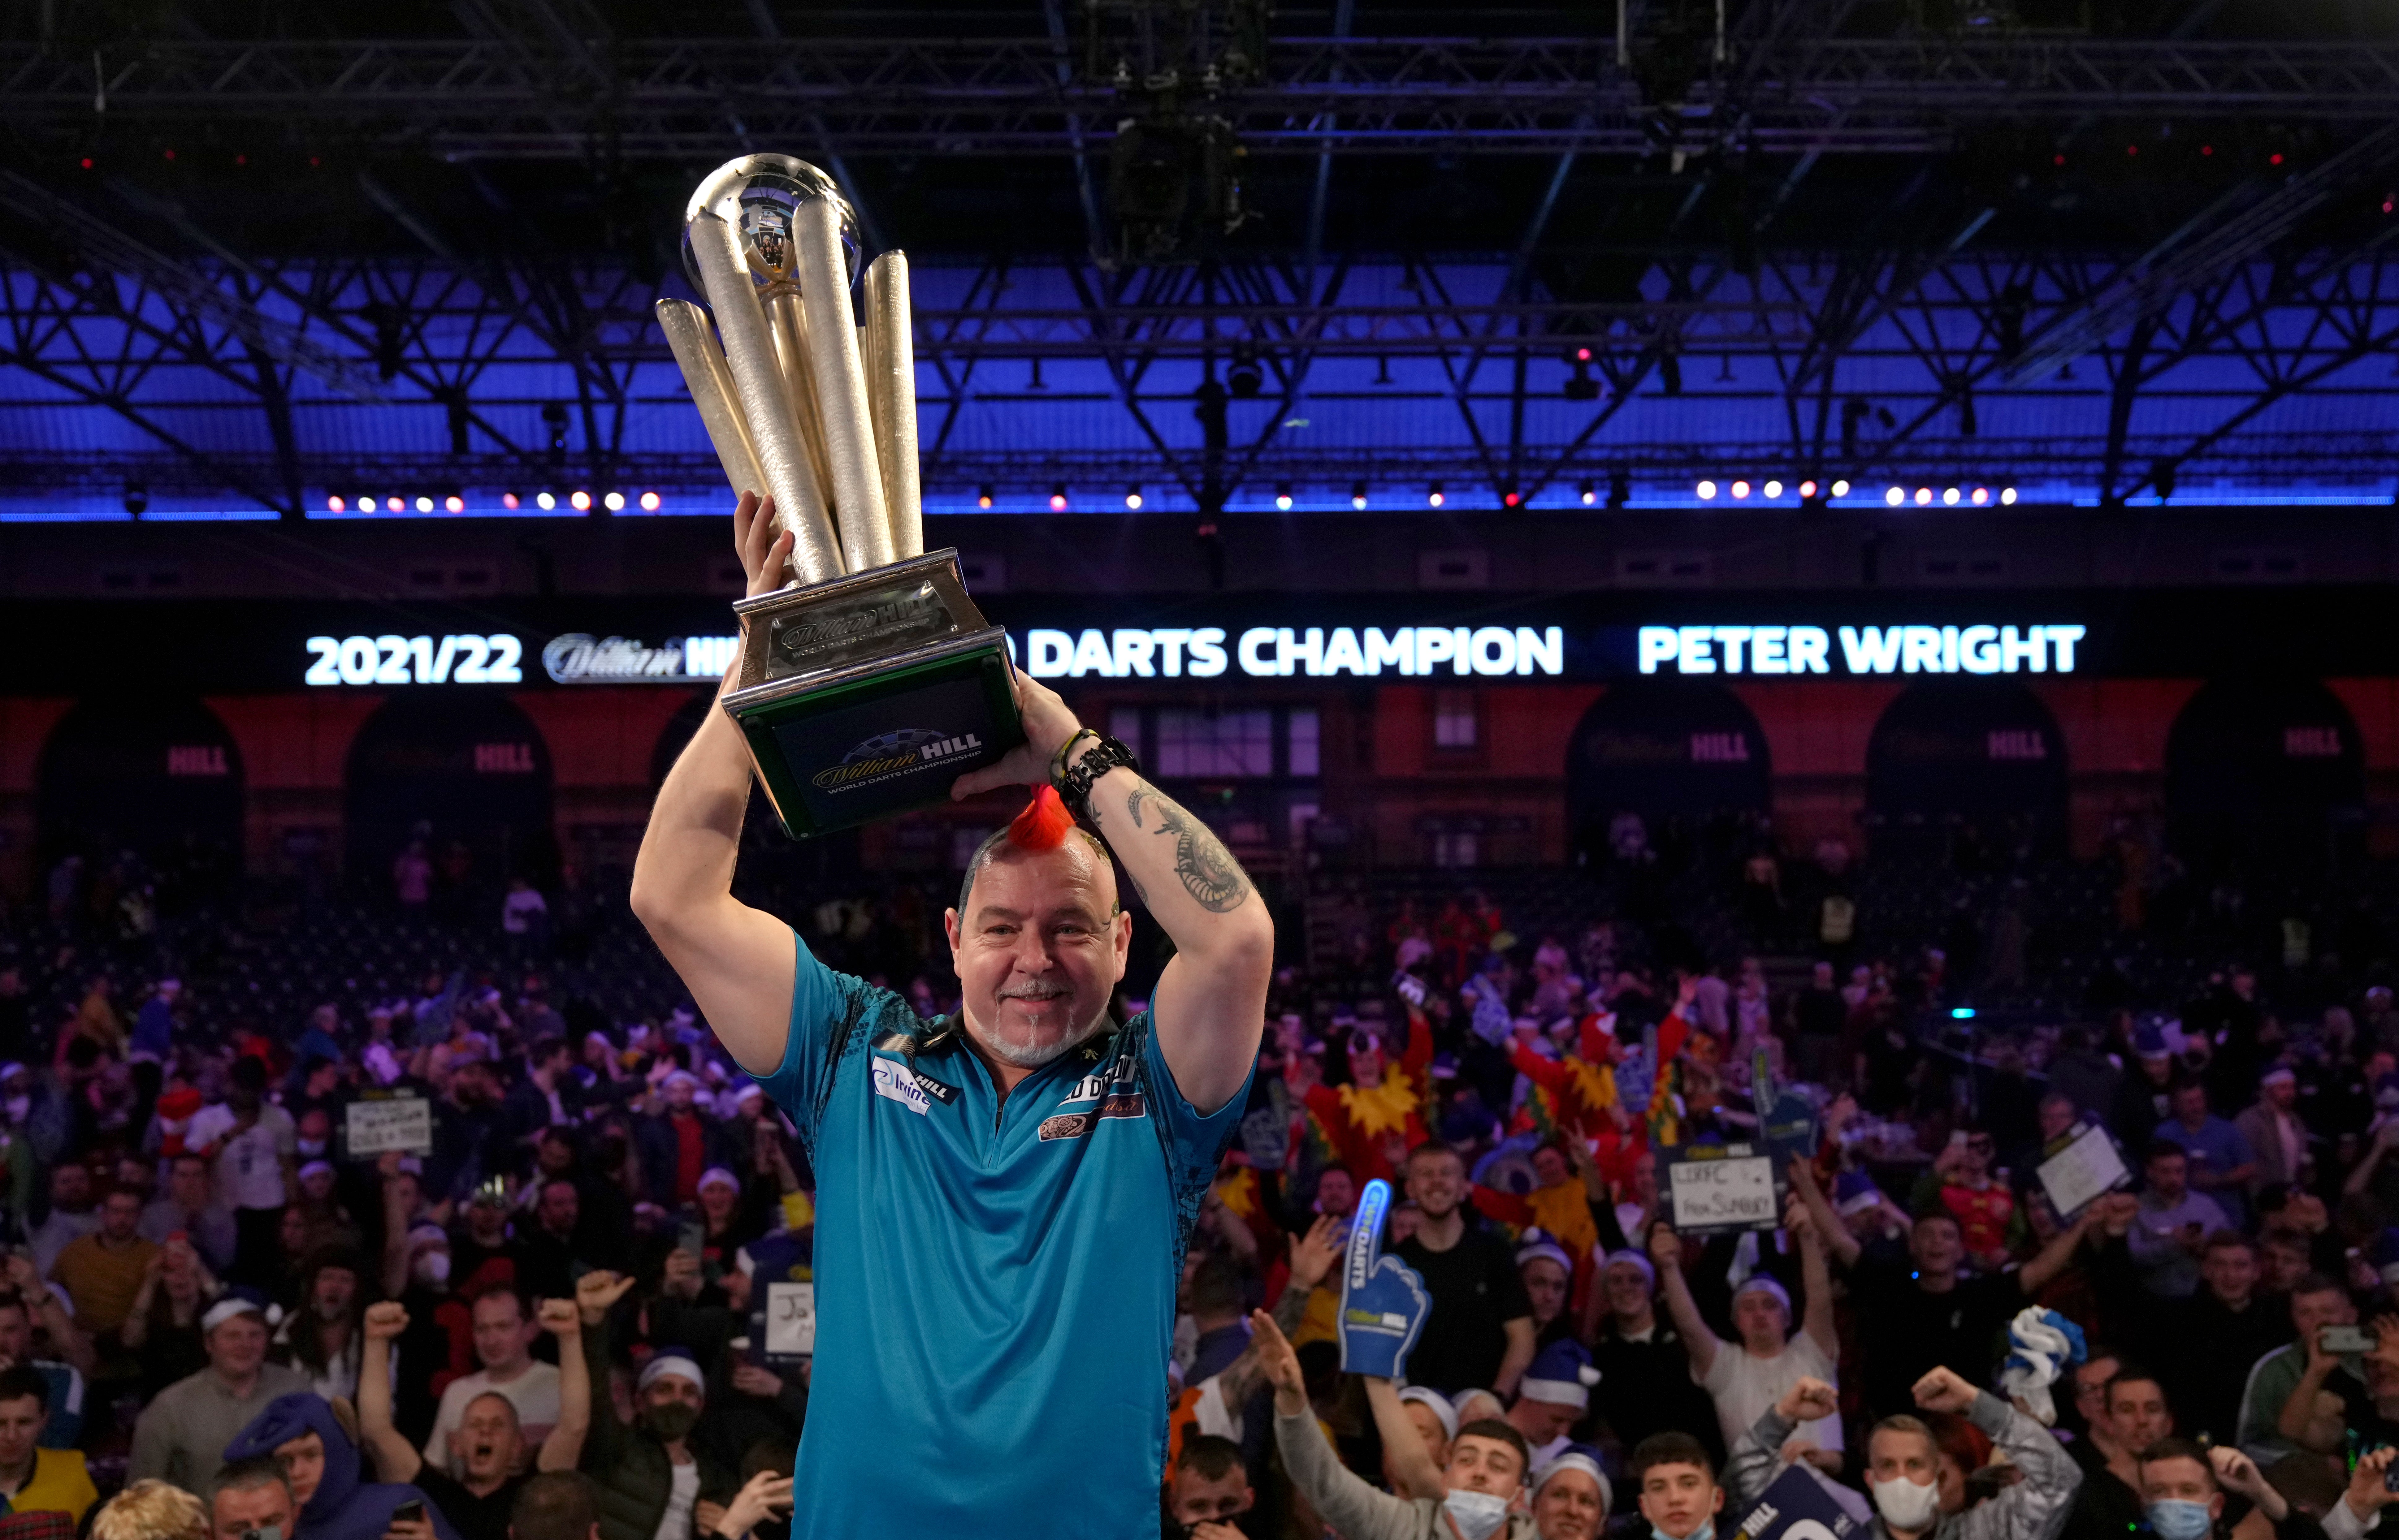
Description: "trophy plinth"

(724, 548), (1022, 838)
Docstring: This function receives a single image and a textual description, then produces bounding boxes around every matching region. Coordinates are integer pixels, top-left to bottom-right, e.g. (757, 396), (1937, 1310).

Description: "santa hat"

(1397, 1385), (1458, 1441)
(1514, 1229), (1574, 1276)
(1834, 1170), (1886, 1217)
(1600, 1249), (1656, 1287)
(1733, 1275), (1793, 1314)
(1534, 1447), (1613, 1513)
(1518, 1339), (1601, 1411)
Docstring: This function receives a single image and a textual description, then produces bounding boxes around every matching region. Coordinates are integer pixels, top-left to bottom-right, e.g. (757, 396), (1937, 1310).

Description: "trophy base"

(721, 550), (1023, 839)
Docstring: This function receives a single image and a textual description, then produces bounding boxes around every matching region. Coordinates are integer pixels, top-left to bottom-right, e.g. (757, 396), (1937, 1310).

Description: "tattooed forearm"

(1115, 777), (1254, 913)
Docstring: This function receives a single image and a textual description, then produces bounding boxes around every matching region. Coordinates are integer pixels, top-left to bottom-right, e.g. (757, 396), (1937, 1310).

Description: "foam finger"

(1346, 1178), (1392, 1292)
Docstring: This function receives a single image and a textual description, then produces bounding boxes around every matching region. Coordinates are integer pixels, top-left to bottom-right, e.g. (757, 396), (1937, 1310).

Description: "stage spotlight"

(1049, 484), (1068, 511)
(1578, 481), (1597, 506)
(1798, 480), (1819, 499)
(1764, 480), (1783, 499)
(536, 492), (556, 510)
(1885, 486), (1905, 506)
(1501, 488), (1521, 508)
(2000, 486), (2018, 504)
(503, 493), (521, 510)
(977, 485), (994, 509)
(445, 494), (465, 513)
(1696, 480), (1718, 500)
(1228, 346), (1263, 398)
(1831, 479), (1850, 497)
(1913, 487), (1931, 505)
(1730, 480), (1751, 499)
(387, 497), (405, 513)
(1352, 482), (1369, 510)
(1428, 484), (1445, 508)
(1971, 487), (1989, 505)
(570, 490), (591, 511)
(1943, 487), (1960, 505)
(1125, 487), (1144, 510)
(415, 495), (434, 512)
(1275, 484), (1294, 511)
(603, 490), (626, 511)
(640, 491), (661, 511)
(326, 496), (345, 513)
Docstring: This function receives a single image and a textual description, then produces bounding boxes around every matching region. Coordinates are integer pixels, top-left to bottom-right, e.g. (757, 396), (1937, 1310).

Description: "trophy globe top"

(680, 154), (859, 300)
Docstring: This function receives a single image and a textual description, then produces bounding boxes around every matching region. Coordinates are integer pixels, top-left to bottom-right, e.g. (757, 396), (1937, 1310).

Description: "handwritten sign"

(344, 1095), (432, 1157)
(764, 1281), (816, 1360)
(1729, 1464), (1865, 1540)
(2036, 1120), (2131, 1219)
(1664, 1142), (1781, 1235)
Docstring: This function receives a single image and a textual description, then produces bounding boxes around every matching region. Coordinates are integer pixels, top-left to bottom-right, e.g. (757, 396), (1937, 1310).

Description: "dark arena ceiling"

(2, 0), (2397, 517)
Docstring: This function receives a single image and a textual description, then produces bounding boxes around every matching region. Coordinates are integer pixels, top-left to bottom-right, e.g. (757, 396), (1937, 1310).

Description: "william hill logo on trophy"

(659, 153), (1021, 837)
(810, 728), (986, 792)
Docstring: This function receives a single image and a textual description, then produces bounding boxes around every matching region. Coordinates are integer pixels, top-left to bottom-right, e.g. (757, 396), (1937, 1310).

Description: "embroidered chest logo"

(1041, 1059), (1146, 1140)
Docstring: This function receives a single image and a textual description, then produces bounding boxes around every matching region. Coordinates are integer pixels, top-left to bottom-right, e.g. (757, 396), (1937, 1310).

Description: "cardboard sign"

(763, 1281), (816, 1360)
(2036, 1119), (2131, 1219)
(344, 1095), (433, 1157)
(1728, 1463), (1866, 1540)
(1664, 1141), (1782, 1235)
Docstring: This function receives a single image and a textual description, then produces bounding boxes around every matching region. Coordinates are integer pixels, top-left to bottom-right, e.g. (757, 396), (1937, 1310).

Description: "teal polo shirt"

(751, 931), (1248, 1538)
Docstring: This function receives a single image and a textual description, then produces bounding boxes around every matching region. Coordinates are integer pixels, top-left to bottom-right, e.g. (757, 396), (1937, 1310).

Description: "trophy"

(659, 156), (1022, 838)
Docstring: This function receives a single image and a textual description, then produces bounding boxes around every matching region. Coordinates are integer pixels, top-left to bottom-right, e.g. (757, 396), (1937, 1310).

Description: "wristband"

(1050, 726), (1100, 785)
(1053, 735), (1140, 823)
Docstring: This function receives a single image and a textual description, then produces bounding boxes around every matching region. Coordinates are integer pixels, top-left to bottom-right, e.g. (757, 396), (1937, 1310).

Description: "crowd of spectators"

(12, 817), (2399, 1540)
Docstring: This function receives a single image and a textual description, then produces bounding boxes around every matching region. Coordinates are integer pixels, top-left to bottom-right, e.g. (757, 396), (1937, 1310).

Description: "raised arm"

(535, 1297), (590, 1472)
(1251, 1309), (1420, 1540)
(1787, 1196), (1839, 1356)
(1788, 1159), (1861, 1271)
(627, 494), (805, 1077)
(357, 1302), (423, 1485)
(7, 1253), (96, 1375)
(1364, 1377), (1448, 1501)
(1650, 1226), (1722, 1378)
(2016, 1204), (2100, 1296)
(948, 676), (1274, 1115)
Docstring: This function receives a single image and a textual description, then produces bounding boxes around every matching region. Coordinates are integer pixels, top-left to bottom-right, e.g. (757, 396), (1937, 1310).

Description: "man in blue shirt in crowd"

(631, 493), (1275, 1538)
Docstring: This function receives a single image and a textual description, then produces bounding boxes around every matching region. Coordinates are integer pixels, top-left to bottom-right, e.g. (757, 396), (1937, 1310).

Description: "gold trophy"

(658, 156), (1020, 838)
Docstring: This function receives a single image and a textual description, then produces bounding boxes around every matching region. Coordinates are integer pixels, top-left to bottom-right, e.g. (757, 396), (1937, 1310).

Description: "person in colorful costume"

(1304, 1016), (1432, 1188)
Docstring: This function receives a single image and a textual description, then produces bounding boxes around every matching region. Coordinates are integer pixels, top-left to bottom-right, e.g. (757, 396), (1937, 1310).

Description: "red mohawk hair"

(1007, 783), (1075, 851)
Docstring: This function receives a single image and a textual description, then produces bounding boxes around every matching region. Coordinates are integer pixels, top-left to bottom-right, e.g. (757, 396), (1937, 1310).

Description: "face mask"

(297, 1139), (327, 1159)
(2147, 1501), (2214, 1540)
(413, 1252), (450, 1287)
(1871, 1476), (1943, 1532)
(1653, 1521), (1714, 1540)
(1441, 1489), (1511, 1540)
(642, 1403), (701, 1442)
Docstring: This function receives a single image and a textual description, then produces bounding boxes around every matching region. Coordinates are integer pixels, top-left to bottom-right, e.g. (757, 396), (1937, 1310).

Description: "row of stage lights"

(323, 491), (667, 514)
(1694, 478), (2018, 506)
(976, 478), (2017, 511)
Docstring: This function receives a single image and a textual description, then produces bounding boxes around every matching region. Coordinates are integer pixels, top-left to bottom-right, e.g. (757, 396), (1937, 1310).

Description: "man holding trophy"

(631, 154), (1274, 1534)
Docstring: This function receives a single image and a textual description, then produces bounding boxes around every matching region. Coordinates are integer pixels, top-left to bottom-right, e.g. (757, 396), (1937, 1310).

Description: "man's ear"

(943, 908), (962, 950)
(1711, 1487), (1726, 1514)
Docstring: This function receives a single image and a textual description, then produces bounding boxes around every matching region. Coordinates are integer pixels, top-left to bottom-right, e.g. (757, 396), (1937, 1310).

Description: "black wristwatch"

(1053, 734), (1140, 822)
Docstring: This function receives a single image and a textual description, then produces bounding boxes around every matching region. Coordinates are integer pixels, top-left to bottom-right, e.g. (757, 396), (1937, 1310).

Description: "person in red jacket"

(1303, 1019), (1431, 1188)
